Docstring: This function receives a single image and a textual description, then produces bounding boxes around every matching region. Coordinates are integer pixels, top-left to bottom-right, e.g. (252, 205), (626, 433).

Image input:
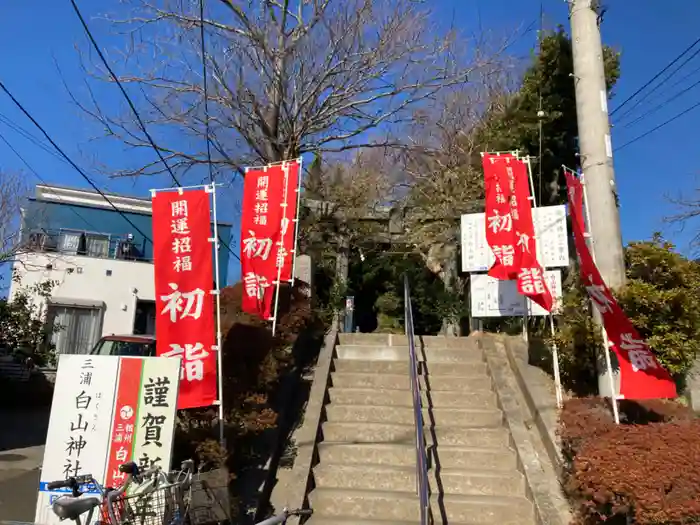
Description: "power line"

(0, 130), (98, 232)
(616, 61), (700, 125)
(621, 76), (700, 129)
(70, 0), (239, 262)
(199, 0), (215, 185)
(0, 111), (118, 194)
(0, 80), (154, 244)
(69, 0), (183, 188)
(615, 98), (700, 152)
(610, 36), (700, 116)
(613, 45), (700, 124)
(0, 112), (70, 165)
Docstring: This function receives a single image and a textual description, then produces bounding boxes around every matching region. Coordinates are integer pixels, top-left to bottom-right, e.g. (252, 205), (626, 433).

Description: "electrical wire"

(621, 76), (700, 129)
(69, 0), (182, 188)
(613, 45), (700, 124)
(614, 98), (700, 152)
(610, 36), (700, 116)
(0, 112), (69, 166)
(0, 80), (154, 244)
(0, 130), (98, 232)
(69, 0), (239, 261)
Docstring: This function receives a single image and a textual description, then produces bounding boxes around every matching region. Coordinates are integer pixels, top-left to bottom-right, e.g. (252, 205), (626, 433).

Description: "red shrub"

(560, 397), (698, 524)
(559, 397), (616, 465)
(569, 421), (700, 524)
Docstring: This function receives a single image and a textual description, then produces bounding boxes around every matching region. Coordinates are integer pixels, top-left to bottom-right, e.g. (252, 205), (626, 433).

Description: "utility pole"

(569, 0), (626, 396)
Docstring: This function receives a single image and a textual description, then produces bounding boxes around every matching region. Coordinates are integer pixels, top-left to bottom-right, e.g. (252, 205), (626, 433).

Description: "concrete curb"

(502, 337), (565, 476)
(268, 323), (338, 521)
(481, 335), (572, 525)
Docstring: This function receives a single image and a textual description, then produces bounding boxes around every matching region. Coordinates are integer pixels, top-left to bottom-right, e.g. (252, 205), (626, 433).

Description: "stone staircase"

(305, 333), (536, 525)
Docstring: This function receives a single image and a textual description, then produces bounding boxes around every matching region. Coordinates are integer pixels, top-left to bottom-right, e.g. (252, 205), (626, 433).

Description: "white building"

(10, 184), (159, 355)
(11, 184), (233, 356)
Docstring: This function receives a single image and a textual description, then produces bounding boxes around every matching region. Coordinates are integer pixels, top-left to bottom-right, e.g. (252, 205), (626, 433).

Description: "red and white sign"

(240, 160), (301, 319)
(509, 157), (553, 312)
(483, 153), (519, 280)
(565, 170), (676, 399)
(152, 189), (218, 409)
(35, 355), (180, 525)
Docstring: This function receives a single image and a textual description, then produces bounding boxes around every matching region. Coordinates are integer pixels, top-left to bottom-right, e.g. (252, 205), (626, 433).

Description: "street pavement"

(0, 409), (49, 522)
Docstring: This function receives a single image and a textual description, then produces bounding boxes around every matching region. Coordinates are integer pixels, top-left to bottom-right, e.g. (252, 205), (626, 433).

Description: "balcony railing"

(21, 228), (150, 262)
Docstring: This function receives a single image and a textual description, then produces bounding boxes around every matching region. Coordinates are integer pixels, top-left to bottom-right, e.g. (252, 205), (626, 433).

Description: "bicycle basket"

(107, 482), (190, 525)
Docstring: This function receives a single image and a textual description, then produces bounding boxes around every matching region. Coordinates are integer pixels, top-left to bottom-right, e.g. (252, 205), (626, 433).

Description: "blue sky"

(1, 0), (699, 287)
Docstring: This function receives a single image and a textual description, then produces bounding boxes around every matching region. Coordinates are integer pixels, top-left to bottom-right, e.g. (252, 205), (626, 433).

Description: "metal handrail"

(404, 275), (429, 525)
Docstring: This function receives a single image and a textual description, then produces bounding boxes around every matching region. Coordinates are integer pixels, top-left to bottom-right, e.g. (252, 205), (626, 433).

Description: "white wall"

(11, 252), (155, 337)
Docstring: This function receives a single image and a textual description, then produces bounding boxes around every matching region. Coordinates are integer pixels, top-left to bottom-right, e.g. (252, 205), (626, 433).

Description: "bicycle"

(104, 461), (194, 525)
(46, 462), (150, 525)
(256, 508), (313, 525)
(46, 460), (193, 525)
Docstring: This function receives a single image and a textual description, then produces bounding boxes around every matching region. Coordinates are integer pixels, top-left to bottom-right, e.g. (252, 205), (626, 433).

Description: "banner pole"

(548, 314), (564, 408)
(209, 183), (226, 447)
(579, 170), (620, 424)
(525, 156), (564, 407)
(289, 157), (303, 287)
(271, 162), (292, 337)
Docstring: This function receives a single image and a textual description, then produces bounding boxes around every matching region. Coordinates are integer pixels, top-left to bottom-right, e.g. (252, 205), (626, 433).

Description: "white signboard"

(470, 270), (563, 318)
(460, 205), (569, 272)
(35, 355), (180, 525)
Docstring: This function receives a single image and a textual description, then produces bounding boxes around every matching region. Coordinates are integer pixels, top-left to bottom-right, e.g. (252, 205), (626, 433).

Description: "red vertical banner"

(152, 189), (218, 409)
(565, 170), (676, 399)
(240, 165), (285, 318)
(483, 153), (519, 280)
(277, 160), (301, 283)
(509, 158), (553, 312)
(104, 358), (142, 488)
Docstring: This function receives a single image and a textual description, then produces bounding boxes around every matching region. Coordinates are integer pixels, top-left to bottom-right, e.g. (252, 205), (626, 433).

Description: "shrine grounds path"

(0, 408), (49, 522)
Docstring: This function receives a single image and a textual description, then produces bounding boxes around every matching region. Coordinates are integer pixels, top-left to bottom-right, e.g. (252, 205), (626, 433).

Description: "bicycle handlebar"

(256, 508), (313, 525)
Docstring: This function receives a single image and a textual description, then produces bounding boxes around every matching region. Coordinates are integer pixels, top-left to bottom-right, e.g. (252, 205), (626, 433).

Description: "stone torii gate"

(303, 199), (478, 335)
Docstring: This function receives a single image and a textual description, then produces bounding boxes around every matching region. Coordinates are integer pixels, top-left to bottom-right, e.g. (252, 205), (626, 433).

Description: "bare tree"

(71, 0), (513, 180)
(0, 170), (29, 265)
(397, 65), (519, 267)
(666, 186), (700, 252)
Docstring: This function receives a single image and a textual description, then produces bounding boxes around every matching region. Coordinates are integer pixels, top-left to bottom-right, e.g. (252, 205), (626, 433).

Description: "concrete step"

(314, 463), (525, 497)
(317, 442), (517, 471)
(325, 405), (503, 428)
(336, 345), (484, 364)
(331, 372), (492, 392)
(431, 494), (534, 524)
(313, 463), (415, 493)
(333, 359), (489, 377)
(306, 519), (419, 525)
(334, 359), (411, 375)
(338, 333), (480, 350)
(318, 443), (417, 467)
(433, 469), (525, 497)
(321, 422), (511, 448)
(327, 387), (498, 409)
(308, 487), (420, 522)
(430, 446), (519, 471)
(421, 361), (489, 377)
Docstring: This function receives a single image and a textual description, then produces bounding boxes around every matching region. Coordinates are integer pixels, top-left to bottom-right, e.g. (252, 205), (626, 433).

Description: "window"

(48, 305), (103, 355)
(85, 234), (110, 257)
(57, 230), (111, 258)
(59, 232), (81, 255)
(90, 339), (155, 357)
